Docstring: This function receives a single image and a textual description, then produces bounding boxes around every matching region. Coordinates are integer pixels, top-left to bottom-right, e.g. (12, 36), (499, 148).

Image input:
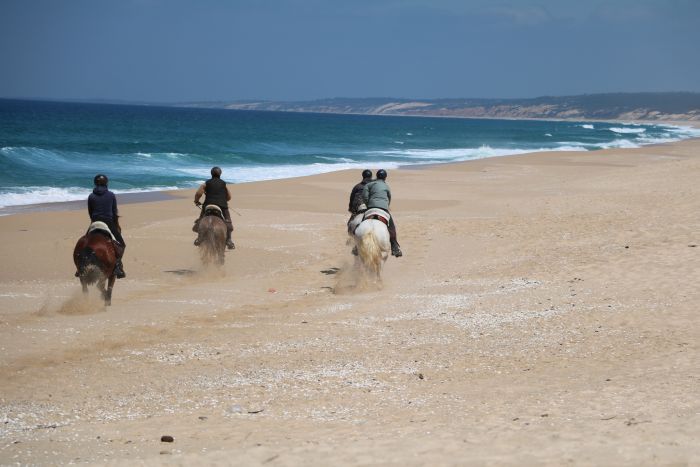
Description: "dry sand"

(0, 139), (699, 465)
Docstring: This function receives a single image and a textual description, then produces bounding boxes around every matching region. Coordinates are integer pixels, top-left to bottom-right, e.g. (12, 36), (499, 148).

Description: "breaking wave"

(610, 127), (646, 134)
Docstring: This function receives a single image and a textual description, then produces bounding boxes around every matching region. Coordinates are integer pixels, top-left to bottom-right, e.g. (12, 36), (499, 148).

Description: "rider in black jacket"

(193, 167), (235, 249)
(347, 169), (372, 234)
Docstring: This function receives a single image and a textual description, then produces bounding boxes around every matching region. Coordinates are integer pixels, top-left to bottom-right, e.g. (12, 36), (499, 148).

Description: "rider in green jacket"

(362, 169), (402, 257)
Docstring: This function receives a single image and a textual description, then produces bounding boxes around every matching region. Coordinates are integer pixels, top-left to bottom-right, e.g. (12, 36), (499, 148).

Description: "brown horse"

(73, 227), (118, 306)
(196, 206), (227, 266)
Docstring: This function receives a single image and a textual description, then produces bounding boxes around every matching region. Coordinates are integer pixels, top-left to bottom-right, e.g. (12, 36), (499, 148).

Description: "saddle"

(363, 208), (391, 225)
(87, 221), (117, 241)
(203, 204), (225, 220)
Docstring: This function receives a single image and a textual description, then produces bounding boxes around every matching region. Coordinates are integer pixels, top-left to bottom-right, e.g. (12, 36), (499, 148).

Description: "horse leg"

(97, 278), (108, 306)
(218, 240), (225, 265)
(81, 278), (88, 294)
(105, 275), (115, 306)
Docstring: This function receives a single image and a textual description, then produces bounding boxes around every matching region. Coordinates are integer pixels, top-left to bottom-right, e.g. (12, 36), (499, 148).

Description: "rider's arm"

(362, 184), (370, 204)
(194, 184), (205, 205)
(349, 186), (357, 213)
(226, 186), (231, 201)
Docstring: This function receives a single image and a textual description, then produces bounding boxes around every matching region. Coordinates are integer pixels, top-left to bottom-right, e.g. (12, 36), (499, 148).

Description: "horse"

(73, 222), (118, 306)
(195, 205), (227, 266)
(353, 208), (391, 280)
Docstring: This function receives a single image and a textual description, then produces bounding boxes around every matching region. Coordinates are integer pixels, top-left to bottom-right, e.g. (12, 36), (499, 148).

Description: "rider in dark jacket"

(193, 166), (235, 249)
(349, 169), (373, 215)
(347, 169), (372, 236)
(362, 169), (402, 257)
(87, 174), (126, 278)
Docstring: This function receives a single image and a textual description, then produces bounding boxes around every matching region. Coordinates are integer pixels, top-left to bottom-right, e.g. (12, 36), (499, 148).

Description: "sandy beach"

(1, 138), (699, 465)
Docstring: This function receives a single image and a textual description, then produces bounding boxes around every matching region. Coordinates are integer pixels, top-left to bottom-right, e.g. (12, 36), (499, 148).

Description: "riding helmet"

(362, 169), (372, 179)
(376, 169), (387, 180)
(94, 174), (109, 186)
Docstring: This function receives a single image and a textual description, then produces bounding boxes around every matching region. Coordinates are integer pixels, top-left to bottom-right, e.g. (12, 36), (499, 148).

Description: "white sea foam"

(179, 162), (404, 184)
(315, 156), (355, 163)
(0, 187), (88, 208)
(544, 133), (552, 137)
(659, 124), (700, 138)
(374, 144), (589, 162)
(596, 139), (640, 149)
(578, 124), (595, 129)
(0, 186), (179, 209)
(609, 127), (646, 134)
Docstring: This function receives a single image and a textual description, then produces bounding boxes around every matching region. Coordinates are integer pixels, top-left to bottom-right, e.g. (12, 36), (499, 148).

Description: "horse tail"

(77, 247), (102, 285)
(358, 228), (383, 275)
(198, 217), (226, 265)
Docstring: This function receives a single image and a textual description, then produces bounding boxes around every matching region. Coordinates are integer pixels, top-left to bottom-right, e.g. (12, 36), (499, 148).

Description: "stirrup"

(194, 238), (201, 246)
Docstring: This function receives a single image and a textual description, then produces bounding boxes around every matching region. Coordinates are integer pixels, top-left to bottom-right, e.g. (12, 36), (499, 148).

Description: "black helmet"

(376, 169), (387, 180)
(211, 166), (222, 178)
(361, 169), (372, 179)
(94, 174), (108, 186)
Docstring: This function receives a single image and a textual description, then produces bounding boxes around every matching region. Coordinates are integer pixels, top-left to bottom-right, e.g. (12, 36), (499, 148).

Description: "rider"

(193, 166), (235, 249)
(362, 169), (402, 257)
(348, 169), (372, 225)
(87, 174), (126, 278)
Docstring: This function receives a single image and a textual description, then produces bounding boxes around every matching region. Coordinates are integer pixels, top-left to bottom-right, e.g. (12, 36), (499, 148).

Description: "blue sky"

(1, 0), (698, 101)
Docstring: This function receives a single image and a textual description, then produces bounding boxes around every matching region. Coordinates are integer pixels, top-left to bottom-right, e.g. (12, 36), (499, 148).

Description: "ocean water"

(1, 99), (698, 209)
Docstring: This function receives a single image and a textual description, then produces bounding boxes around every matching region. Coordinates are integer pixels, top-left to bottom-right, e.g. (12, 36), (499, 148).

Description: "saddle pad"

(88, 221), (117, 241)
(363, 208), (391, 223)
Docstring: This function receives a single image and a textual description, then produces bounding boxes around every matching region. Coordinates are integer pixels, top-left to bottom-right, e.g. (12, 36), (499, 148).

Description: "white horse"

(353, 208), (391, 279)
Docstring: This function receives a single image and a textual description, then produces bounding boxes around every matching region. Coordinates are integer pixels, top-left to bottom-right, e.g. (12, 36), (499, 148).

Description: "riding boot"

(194, 237), (201, 246)
(388, 220), (402, 257)
(111, 241), (126, 278)
(390, 240), (403, 257)
(114, 258), (126, 279)
(226, 233), (235, 250)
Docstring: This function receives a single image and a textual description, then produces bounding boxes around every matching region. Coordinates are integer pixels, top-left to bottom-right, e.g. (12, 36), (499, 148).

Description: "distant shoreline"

(3, 93), (700, 122)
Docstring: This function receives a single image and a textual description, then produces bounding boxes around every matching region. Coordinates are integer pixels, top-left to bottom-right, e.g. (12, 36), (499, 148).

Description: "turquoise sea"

(1, 99), (698, 209)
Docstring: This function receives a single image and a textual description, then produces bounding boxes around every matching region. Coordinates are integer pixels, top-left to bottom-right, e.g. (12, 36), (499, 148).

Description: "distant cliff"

(180, 93), (700, 121)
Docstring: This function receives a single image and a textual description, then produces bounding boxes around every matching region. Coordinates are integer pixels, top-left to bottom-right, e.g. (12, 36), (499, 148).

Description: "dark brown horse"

(73, 225), (118, 306)
(196, 206), (227, 266)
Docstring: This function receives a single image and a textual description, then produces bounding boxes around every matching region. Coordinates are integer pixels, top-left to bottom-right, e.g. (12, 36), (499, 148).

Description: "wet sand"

(0, 139), (699, 465)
